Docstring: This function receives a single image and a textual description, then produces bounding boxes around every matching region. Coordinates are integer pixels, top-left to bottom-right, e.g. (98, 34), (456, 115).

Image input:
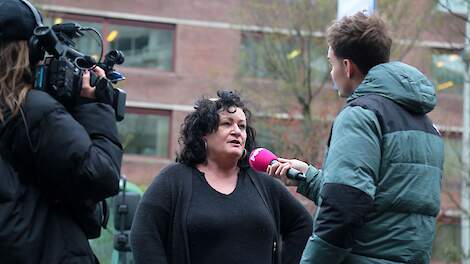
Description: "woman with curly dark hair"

(130, 90), (312, 264)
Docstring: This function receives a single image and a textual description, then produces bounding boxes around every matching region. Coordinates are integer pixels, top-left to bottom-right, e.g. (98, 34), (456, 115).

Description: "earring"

(203, 139), (208, 151)
(240, 148), (247, 159)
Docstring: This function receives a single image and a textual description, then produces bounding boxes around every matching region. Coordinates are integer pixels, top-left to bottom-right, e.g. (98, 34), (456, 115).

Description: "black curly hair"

(176, 90), (256, 167)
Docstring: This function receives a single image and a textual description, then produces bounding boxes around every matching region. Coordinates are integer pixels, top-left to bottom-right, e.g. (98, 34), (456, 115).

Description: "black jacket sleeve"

(130, 170), (172, 264)
(18, 90), (122, 203)
(274, 180), (313, 264)
(314, 183), (374, 249)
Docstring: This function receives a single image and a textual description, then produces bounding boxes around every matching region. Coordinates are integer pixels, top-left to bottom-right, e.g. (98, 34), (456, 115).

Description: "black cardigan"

(130, 163), (313, 264)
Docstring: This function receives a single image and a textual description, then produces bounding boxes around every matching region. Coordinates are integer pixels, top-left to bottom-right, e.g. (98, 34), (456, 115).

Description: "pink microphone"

(249, 148), (306, 181)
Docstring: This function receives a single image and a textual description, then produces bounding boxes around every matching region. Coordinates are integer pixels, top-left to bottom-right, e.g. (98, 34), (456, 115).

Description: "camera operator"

(0, 0), (122, 263)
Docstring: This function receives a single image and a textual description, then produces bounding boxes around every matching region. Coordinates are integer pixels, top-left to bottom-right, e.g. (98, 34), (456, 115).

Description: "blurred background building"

(30, 0), (470, 263)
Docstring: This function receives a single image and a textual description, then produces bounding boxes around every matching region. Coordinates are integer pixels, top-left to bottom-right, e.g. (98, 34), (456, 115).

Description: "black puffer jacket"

(0, 89), (122, 264)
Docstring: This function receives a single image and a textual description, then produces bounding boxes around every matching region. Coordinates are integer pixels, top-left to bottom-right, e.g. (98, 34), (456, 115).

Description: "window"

(240, 34), (272, 78)
(108, 23), (174, 70)
(117, 110), (170, 158)
(44, 17), (104, 61)
(46, 14), (175, 71)
(240, 33), (328, 79)
(70, 21), (103, 59)
(253, 117), (281, 153)
(443, 137), (463, 179)
(431, 52), (464, 94)
(436, 0), (468, 14)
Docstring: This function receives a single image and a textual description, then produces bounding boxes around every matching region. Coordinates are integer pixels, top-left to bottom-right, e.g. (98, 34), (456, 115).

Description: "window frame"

(431, 48), (465, 95)
(239, 31), (328, 80)
(46, 12), (177, 72)
(119, 107), (173, 159)
(436, 0), (468, 15)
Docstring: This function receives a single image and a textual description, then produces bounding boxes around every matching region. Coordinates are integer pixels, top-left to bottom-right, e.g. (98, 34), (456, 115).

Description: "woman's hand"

(266, 158), (308, 186)
(80, 66), (106, 99)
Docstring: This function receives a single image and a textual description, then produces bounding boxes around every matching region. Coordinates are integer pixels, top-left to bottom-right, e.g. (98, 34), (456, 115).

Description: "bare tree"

(234, 0), (335, 162)
(235, 0), (433, 163)
(378, 0), (435, 60)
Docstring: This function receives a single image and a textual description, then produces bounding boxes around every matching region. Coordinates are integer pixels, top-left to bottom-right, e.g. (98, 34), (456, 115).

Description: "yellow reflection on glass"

(54, 17), (63, 24)
(449, 54), (460, 61)
(107, 30), (119, 42)
(436, 61), (445, 68)
(437, 81), (454, 91)
(287, 49), (301, 60)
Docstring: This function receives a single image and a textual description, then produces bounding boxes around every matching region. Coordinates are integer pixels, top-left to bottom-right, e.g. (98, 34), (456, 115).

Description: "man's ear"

(343, 59), (354, 79)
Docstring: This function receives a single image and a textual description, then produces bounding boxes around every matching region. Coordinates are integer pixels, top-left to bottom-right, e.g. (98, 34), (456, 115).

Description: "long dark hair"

(0, 40), (33, 121)
(176, 90), (256, 167)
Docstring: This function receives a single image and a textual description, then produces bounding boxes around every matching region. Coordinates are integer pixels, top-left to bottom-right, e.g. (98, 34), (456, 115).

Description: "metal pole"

(461, 5), (470, 263)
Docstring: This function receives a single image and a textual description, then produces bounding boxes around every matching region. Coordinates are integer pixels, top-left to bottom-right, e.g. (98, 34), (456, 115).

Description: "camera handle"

(117, 176), (128, 264)
(113, 176), (141, 263)
(88, 71), (127, 122)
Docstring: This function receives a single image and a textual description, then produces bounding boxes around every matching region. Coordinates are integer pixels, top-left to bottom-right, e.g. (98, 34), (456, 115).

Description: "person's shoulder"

(24, 89), (63, 111)
(340, 102), (372, 117)
(23, 90), (65, 124)
(161, 162), (193, 174)
(336, 103), (380, 129)
(155, 162), (194, 182)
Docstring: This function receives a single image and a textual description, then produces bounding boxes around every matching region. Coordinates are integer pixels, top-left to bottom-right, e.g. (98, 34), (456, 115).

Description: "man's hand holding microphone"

(249, 148), (309, 186)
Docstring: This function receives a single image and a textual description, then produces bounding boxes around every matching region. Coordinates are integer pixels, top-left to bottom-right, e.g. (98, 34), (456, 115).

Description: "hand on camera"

(266, 158), (308, 186)
(80, 66), (106, 99)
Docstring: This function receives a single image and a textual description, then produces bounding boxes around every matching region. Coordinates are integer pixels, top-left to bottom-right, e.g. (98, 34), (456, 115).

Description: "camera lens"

(75, 56), (96, 69)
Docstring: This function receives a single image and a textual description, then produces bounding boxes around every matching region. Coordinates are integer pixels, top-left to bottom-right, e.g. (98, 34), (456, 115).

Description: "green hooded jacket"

(298, 62), (444, 264)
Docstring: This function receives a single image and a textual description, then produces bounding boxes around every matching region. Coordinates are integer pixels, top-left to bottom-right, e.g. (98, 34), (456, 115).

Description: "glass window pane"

(432, 53), (464, 94)
(44, 16), (104, 60)
(437, 0), (468, 14)
(107, 24), (174, 70)
(253, 118), (278, 152)
(117, 113), (169, 157)
(240, 33), (328, 79)
(443, 137), (463, 179)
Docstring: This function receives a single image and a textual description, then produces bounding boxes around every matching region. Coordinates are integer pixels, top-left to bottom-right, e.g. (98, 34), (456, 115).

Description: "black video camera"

(32, 22), (126, 121)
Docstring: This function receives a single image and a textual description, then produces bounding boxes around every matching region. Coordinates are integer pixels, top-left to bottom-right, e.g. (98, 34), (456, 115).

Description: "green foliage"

(432, 222), (462, 262)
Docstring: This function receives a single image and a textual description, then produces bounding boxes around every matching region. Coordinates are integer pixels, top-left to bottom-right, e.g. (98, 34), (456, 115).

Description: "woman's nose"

(231, 124), (242, 134)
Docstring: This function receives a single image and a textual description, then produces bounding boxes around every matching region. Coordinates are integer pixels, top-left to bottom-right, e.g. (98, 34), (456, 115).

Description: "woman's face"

(205, 106), (247, 163)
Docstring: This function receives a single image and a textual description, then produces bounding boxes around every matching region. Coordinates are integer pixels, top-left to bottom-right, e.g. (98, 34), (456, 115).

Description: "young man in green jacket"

(267, 12), (444, 264)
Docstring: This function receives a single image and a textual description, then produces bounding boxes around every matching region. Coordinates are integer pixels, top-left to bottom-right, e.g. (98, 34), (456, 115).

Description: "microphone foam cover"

(249, 148), (278, 172)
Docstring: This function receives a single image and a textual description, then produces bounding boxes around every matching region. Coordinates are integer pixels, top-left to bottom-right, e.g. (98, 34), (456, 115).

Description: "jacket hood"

(348, 62), (436, 114)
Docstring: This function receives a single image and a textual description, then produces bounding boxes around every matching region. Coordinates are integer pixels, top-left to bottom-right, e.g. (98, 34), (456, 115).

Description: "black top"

(187, 170), (275, 264)
(130, 163), (313, 264)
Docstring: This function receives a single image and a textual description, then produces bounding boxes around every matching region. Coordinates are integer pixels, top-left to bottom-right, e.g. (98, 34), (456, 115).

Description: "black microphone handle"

(270, 160), (306, 181)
